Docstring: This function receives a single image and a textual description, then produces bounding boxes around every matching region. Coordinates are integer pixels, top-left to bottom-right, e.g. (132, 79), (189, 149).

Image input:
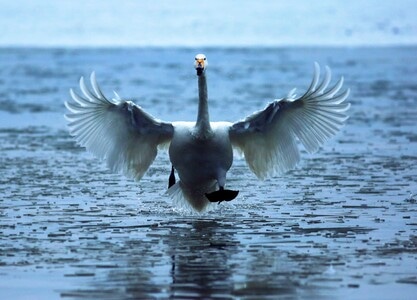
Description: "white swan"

(65, 54), (350, 211)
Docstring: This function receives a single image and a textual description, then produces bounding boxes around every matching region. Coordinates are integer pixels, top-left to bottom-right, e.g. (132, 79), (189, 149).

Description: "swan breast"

(169, 122), (233, 186)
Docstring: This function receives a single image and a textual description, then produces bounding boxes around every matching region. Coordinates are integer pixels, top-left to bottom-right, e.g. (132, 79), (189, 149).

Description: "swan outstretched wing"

(229, 63), (350, 179)
(65, 72), (174, 181)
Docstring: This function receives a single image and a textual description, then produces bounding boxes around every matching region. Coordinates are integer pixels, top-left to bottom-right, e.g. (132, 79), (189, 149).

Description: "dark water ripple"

(0, 47), (417, 299)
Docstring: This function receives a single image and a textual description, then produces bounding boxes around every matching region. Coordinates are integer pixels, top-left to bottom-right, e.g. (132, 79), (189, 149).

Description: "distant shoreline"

(1, 44), (416, 50)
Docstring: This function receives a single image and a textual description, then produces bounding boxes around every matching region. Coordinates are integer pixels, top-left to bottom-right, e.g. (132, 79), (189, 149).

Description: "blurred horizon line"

(1, 43), (416, 49)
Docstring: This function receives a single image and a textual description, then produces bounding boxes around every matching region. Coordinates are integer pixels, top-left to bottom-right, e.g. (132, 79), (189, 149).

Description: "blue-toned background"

(1, 0), (416, 47)
(1, 1), (416, 299)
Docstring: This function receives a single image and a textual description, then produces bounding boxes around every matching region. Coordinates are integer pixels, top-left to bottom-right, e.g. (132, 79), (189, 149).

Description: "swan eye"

(195, 54), (207, 61)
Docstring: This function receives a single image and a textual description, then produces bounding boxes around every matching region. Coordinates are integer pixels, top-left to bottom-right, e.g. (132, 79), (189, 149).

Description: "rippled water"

(0, 47), (416, 299)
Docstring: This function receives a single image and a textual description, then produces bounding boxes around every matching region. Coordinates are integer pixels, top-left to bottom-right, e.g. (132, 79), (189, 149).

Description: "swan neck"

(196, 73), (212, 136)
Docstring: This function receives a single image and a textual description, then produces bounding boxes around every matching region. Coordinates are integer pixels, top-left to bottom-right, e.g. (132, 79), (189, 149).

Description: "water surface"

(0, 47), (416, 299)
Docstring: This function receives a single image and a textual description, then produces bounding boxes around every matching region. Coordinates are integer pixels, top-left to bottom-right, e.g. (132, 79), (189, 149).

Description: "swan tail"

(166, 181), (217, 212)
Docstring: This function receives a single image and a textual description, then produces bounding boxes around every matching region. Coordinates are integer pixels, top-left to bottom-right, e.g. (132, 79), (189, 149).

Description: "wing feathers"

(313, 65), (331, 95)
(90, 72), (107, 100)
(230, 63), (350, 179)
(303, 62), (320, 98)
(69, 89), (92, 107)
(65, 73), (174, 181)
(319, 76), (344, 99)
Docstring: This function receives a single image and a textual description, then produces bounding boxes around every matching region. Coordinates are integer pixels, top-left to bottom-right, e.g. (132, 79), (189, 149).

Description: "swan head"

(195, 54), (207, 76)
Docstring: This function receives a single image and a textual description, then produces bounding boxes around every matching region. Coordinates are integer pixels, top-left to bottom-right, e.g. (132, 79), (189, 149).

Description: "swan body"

(65, 54), (350, 211)
(169, 121), (233, 210)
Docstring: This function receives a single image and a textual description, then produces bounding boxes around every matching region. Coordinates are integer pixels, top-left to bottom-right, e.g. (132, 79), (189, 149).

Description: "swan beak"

(196, 59), (205, 76)
(195, 54), (207, 76)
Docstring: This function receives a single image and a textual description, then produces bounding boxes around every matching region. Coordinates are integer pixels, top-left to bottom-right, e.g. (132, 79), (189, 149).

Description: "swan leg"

(168, 165), (176, 189)
(205, 169), (239, 203)
(205, 187), (239, 203)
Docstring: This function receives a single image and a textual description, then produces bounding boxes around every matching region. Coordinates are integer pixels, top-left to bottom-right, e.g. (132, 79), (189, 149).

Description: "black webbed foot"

(205, 187), (239, 204)
(168, 166), (176, 188)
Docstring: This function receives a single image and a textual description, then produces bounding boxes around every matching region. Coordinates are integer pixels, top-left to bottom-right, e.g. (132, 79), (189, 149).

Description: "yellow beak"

(196, 59), (205, 69)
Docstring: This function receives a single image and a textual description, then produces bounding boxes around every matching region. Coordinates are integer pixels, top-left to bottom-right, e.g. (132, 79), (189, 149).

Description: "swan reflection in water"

(62, 219), (327, 299)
